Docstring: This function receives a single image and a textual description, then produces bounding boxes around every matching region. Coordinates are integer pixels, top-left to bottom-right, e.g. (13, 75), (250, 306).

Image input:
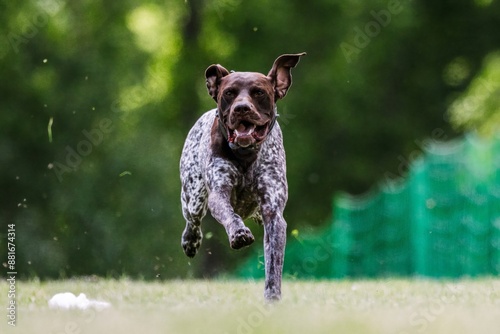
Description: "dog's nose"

(233, 103), (251, 114)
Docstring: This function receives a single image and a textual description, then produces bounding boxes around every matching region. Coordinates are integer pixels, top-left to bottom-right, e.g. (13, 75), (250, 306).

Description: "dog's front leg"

(206, 159), (255, 250)
(257, 171), (288, 301)
(261, 204), (287, 301)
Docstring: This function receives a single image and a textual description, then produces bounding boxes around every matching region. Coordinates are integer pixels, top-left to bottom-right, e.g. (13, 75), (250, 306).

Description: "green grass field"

(1, 278), (499, 334)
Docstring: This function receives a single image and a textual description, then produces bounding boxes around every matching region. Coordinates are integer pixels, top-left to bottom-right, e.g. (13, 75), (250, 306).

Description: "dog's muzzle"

(216, 107), (278, 152)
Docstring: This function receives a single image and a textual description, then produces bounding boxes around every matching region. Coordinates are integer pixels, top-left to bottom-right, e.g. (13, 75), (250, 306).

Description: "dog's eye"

(224, 90), (236, 98)
(253, 89), (264, 97)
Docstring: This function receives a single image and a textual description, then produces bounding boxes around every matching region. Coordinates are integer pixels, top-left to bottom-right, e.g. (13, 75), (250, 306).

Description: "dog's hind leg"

(180, 128), (208, 258)
(180, 175), (207, 258)
(180, 114), (212, 258)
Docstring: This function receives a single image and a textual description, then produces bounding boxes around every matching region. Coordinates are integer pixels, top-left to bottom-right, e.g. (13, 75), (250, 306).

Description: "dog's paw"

(229, 226), (255, 250)
(181, 225), (203, 258)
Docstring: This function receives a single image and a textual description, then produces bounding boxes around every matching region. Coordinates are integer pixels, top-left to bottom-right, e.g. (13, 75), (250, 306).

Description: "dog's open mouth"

(228, 120), (269, 148)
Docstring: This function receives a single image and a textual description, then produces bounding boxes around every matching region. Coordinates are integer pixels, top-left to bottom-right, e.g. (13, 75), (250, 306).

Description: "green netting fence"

(237, 133), (500, 279)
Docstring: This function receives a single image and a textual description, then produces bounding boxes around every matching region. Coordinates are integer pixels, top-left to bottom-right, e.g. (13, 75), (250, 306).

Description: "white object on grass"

(48, 292), (111, 310)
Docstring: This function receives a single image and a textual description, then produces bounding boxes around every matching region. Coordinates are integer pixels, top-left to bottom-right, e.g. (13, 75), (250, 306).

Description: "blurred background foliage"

(0, 0), (499, 279)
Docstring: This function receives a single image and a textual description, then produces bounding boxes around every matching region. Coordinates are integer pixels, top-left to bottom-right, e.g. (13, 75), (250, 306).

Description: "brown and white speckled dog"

(180, 53), (305, 301)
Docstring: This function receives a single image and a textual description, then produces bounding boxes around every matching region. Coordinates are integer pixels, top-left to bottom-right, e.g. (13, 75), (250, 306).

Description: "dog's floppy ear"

(267, 52), (306, 100)
(205, 64), (230, 101)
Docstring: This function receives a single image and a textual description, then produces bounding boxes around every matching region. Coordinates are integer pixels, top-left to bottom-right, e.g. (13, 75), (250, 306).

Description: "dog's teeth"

(235, 129), (253, 136)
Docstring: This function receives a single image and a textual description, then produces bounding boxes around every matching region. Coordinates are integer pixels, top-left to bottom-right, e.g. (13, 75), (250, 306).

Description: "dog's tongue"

(234, 123), (256, 147)
(235, 122), (255, 136)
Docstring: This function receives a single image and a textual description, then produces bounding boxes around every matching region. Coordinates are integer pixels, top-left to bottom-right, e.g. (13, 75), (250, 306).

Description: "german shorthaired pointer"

(180, 53), (305, 301)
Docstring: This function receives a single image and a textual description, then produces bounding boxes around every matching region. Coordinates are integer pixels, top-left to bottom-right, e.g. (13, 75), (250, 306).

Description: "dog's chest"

(230, 171), (259, 219)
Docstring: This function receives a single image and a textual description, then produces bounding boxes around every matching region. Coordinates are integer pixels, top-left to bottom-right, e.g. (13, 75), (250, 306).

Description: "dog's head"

(205, 53), (306, 151)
